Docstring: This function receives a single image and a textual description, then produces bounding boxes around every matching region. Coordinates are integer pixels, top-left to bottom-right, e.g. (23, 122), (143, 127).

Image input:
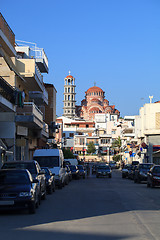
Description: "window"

(65, 88), (67, 93)
(68, 103), (70, 106)
(63, 133), (66, 137)
(70, 133), (74, 137)
(68, 95), (70, 100)
(68, 88), (70, 93)
(86, 124), (89, 128)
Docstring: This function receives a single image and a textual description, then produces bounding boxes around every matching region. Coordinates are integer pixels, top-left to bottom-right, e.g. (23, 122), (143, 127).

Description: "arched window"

(68, 95), (70, 100)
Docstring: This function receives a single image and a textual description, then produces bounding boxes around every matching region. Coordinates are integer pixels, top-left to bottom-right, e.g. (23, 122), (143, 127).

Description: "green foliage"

(87, 142), (96, 154)
(62, 148), (75, 159)
(112, 136), (122, 149)
(113, 154), (121, 162)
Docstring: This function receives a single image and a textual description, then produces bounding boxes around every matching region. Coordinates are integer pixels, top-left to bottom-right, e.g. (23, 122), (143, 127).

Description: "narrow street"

(0, 170), (160, 240)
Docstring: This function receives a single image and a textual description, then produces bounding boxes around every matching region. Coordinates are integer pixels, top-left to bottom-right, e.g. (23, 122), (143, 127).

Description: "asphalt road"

(0, 170), (160, 240)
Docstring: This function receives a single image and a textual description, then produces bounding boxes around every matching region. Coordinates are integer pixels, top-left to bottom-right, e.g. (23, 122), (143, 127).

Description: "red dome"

(86, 86), (104, 93)
(65, 75), (73, 78)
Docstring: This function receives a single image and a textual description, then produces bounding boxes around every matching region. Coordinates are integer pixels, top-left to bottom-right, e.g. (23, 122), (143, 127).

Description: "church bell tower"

(63, 72), (76, 119)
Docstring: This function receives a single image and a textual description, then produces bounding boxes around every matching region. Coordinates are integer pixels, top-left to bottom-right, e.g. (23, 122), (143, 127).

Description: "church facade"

(76, 86), (120, 120)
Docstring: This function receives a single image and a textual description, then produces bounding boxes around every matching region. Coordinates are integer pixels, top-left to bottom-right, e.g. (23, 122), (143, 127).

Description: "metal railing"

(0, 13), (15, 47)
(15, 40), (48, 68)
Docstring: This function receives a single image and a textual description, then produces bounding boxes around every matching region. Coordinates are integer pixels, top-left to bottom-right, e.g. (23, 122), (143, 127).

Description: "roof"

(86, 86), (104, 93)
(66, 75), (73, 79)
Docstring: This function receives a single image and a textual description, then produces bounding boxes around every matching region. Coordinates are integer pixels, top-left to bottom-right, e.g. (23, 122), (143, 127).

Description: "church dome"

(86, 86), (104, 93)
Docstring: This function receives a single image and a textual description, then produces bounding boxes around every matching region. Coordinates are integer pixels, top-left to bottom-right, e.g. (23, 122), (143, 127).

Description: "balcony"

(15, 41), (48, 73)
(16, 59), (43, 91)
(29, 88), (48, 105)
(35, 48), (48, 73)
(15, 102), (43, 129)
(0, 76), (16, 112)
(76, 127), (95, 133)
(0, 13), (16, 56)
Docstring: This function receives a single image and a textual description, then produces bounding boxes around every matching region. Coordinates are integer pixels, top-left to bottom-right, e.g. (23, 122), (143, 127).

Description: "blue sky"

(1, 0), (160, 117)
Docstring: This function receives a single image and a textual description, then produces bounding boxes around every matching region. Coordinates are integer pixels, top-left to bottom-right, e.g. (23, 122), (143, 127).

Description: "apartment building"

(0, 13), (56, 162)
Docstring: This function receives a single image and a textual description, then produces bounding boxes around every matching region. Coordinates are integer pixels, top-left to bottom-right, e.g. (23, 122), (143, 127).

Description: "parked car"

(69, 165), (80, 179)
(77, 165), (86, 179)
(109, 161), (117, 169)
(41, 167), (56, 194)
(2, 160), (46, 201)
(65, 165), (72, 181)
(147, 165), (160, 188)
(134, 163), (154, 183)
(92, 164), (99, 174)
(33, 148), (66, 189)
(0, 169), (39, 214)
(128, 165), (137, 180)
(122, 164), (131, 178)
(96, 165), (112, 178)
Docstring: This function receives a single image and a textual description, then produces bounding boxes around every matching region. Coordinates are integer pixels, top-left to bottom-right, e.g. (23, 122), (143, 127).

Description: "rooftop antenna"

(94, 81), (96, 86)
(149, 95), (153, 103)
(69, 70), (71, 75)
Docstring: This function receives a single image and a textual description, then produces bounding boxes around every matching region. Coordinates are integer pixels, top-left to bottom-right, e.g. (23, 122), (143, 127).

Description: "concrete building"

(0, 13), (56, 162)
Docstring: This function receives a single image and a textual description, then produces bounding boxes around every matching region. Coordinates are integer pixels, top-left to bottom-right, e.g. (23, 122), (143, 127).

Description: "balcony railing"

(16, 102), (43, 122)
(0, 76), (17, 104)
(0, 13), (15, 47)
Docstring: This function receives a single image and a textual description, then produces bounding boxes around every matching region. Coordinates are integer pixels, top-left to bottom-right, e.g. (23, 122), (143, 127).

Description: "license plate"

(0, 201), (14, 205)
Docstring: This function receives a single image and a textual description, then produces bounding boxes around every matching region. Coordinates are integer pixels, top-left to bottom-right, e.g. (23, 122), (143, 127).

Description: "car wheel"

(109, 174), (112, 178)
(58, 181), (63, 189)
(48, 185), (53, 194)
(137, 177), (141, 183)
(96, 175), (99, 178)
(134, 177), (137, 183)
(52, 182), (56, 192)
(147, 182), (150, 188)
(41, 189), (46, 200)
(28, 201), (36, 214)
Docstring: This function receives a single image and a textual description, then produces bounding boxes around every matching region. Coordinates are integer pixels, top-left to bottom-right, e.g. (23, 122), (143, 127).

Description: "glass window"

(33, 156), (59, 168)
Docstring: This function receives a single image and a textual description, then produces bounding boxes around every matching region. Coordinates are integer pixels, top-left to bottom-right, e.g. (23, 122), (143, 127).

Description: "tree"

(112, 136), (122, 163)
(87, 141), (96, 154)
(112, 136), (122, 151)
(63, 148), (75, 159)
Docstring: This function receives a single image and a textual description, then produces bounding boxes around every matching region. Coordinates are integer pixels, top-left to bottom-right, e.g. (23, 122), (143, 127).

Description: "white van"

(33, 149), (65, 189)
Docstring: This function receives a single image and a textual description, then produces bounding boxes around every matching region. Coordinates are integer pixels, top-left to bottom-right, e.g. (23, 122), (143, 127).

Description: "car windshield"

(139, 164), (153, 169)
(0, 172), (30, 185)
(69, 165), (77, 170)
(2, 162), (37, 174)
(153, 166), (160, 173)
(77, 165), (84, 170)
(33, 156), (59, 168)
(98, 166), (110, 170)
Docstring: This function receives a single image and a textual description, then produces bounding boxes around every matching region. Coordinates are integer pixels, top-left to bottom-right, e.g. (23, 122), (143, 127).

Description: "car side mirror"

(32, 179), (39, 183)
(52, 173), (55, 176)
(39, 169), (45, 175)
